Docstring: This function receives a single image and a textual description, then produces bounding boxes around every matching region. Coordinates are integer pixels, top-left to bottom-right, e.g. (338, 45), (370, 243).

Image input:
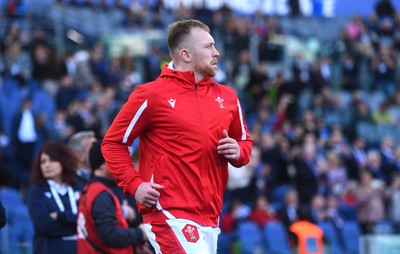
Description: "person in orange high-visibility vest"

(289, 205), (324, 254)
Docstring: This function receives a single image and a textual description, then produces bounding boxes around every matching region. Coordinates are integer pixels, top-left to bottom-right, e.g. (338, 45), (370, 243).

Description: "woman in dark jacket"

(27, 141), (84, 254)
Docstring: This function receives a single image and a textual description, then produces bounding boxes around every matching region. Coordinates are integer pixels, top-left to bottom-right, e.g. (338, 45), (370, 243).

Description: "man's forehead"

(190, 28), (214, 44)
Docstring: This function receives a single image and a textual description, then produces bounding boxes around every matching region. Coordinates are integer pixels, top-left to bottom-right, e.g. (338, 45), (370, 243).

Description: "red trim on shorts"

(150, 222), (186, 253)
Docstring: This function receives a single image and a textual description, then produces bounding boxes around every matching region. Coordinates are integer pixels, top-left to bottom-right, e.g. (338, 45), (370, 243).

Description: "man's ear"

(179, 49), (191, 63)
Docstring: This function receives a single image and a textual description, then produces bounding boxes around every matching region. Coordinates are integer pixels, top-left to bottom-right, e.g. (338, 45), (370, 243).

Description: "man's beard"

(200, 65), (217, 78)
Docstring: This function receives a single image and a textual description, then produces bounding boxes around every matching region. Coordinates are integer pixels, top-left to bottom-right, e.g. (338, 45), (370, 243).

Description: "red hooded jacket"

(102, 64), (253, 227)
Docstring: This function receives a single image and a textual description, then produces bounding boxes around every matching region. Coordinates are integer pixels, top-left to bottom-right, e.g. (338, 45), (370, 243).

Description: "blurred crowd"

(1, 0), (400, 252)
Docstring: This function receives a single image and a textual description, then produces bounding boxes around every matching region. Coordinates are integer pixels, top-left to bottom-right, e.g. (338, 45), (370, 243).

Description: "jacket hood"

(159, 62), (214, 88)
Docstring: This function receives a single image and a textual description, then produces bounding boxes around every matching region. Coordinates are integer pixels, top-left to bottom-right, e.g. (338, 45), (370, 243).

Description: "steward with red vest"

(77, 141), (147, 254)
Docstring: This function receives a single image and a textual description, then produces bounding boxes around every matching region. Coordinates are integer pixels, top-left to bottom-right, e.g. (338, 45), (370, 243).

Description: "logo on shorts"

(182, 224), (199, 243)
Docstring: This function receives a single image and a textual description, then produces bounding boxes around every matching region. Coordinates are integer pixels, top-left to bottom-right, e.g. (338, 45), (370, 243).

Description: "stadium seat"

(341, 221), (361, 254)
(217, 232), (233, 254)
(270, 184), (293, 204)
(237, 221), (263, 254)
(0, 188), (34, 254)
(31, 87), (56, 126)
(0, 78), (24, 136)
(264, 221), (291, 254)
(356, 122), (379, 145)
(367, 91), (385, 113)
(7, 204), (34, 254)
(318, 221), (343, 254)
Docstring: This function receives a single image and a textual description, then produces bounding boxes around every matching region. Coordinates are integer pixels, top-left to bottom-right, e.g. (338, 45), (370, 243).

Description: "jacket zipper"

(195, 83), (211, 224)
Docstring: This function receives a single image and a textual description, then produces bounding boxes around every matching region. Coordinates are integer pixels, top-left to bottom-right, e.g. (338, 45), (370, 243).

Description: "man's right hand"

(135, 182), (164, 207)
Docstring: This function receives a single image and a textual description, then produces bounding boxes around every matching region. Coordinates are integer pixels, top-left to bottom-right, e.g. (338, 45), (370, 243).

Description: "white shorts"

(144, 218), (220, 254)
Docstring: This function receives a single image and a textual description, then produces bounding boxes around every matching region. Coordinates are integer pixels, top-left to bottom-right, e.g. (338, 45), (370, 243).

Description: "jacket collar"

(160, 61), (214, 88)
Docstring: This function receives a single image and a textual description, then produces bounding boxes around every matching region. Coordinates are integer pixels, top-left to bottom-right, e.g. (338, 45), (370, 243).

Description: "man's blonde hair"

(167, 19), (210, 56)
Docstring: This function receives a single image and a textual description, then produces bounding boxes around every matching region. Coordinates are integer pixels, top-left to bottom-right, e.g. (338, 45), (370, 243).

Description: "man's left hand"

(217, 129), (240, 160)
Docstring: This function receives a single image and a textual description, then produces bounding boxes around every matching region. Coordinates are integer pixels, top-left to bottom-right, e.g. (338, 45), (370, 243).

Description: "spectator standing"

(30, 41), (61, 85)
(378, 135), (396, 185)
(67, 131), (97, 185)
(366, 150), (386, 182)
(0, 23), (24, 54)
(291, 53), (310, 92)
(77, 141), (148, 254)
(325, 195), (345, 231)
(348, 99), (374, 142)
(11, 97), (39, 171)
(324, 152), (348, 198)
(259, 132), (291, 199)
(386, 173), (400, 233)
(341, 53), (359, 92)
(73, 46), (97, 91)
(344, 136), (367, 182)
(223, 17), (251, 64)
(354, 170), (386, 234)
(56, 74), (79, 112)
(102, 19), (253, 253)
(392, 144), (400, 172)
(66, 94), (102, 136)
(293, 143), (322, 204)
(310, 194), (327, 224)
(370, 46), (396, 97)
(3, 39), (32, 86)
(231, 49), (252, 93)
(88, 42), (109, 88)
(277, 189), (299, 233)
(142, 43), (166, 83)
(27, 141), (83, 254)
(51, 110), (74, 142)
(310, 58), (331, 95)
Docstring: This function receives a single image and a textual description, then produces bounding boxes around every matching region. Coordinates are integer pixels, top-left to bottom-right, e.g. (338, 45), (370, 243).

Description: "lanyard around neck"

(48, 181), (78, 214)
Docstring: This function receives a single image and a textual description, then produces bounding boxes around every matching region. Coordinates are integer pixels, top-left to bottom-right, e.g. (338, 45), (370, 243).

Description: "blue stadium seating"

(318, 221), (344, 254)
(31, 86), (56, 126)
(264, 221), (291, 254)
(217, 232), (233, 254)
(237, 221), (263, 254)
(0, 78), (24, 137)
(341, 221), (361, 254)
(0, 188), (34, 254)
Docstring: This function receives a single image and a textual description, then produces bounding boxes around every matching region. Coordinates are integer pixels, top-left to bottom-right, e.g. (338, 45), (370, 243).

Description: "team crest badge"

(215, 96), (225, 109)
(182, 224), (199, 243)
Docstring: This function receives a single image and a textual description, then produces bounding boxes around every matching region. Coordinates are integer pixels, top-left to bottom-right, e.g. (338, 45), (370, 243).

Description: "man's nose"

(214, 49), (220, 57)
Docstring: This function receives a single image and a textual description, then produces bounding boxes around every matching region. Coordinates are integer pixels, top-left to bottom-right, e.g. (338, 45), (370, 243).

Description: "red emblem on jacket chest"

(182, 224), (199, 243)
